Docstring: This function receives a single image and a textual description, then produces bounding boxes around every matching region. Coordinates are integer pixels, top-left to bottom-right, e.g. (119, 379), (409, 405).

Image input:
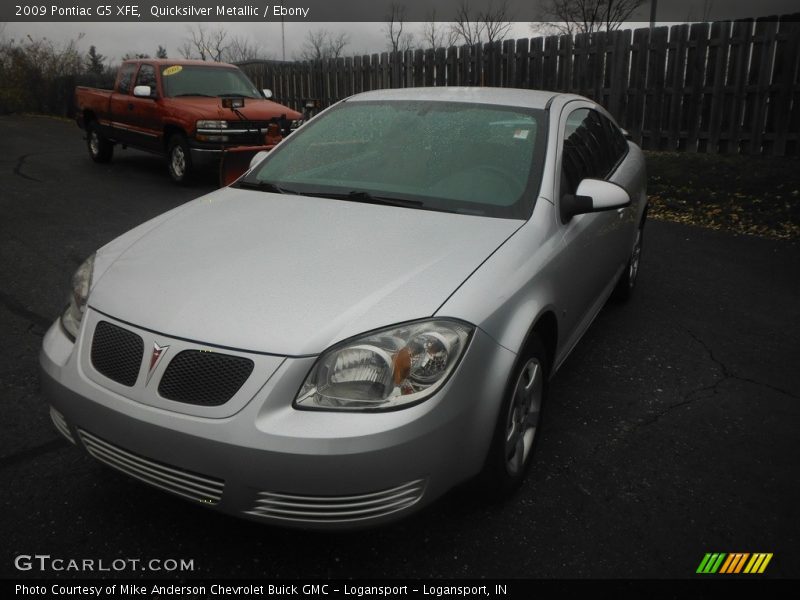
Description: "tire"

(86, 121), (113, 163)
(612, 220), (644, 302)
(479, 334), (548, 498)
(167, 134), (193, 184)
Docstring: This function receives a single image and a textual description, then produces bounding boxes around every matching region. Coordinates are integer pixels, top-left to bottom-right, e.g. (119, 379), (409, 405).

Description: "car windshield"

(243, 100), (547, 218)
(161, 65), (261, 98)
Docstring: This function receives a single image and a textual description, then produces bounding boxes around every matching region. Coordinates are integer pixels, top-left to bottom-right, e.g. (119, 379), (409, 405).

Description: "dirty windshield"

(244, 100), (547, 218)
(161, 65), (261, 98)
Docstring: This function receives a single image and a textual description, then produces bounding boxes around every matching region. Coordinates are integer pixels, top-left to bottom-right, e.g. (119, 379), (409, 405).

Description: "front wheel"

(167, 134), (193, 184)
(479, 335), (548, 498)
(86, 122), (113, 163)
(612, 221), (644, 302)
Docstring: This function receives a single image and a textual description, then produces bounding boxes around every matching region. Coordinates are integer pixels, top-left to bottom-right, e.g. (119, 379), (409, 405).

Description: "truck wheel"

(87, 122), (113, 163)
(167, 134), (193, 184)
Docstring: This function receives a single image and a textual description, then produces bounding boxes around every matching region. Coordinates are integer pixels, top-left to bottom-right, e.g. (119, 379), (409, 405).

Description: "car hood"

(89, 188), (521, 356)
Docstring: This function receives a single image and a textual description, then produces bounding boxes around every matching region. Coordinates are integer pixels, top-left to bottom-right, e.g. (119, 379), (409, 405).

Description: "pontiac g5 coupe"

(41, 87), (646, 528)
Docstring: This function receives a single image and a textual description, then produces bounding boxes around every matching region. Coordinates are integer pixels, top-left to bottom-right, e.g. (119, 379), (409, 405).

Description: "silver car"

(41, 87), (646, 529)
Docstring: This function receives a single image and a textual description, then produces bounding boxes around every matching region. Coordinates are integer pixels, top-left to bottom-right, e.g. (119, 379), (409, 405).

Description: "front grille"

(244, 479), (427, 524)
(158, 350), (254, 406)
(91, 321), (144, 387)
(78, 429), (224, 505)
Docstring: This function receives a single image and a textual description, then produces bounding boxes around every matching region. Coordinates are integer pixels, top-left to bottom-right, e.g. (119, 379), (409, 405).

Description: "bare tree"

(156, 45), (167, 59)
(224, 35), (269, 63)
(539, 0), (645, 35)
(451, 0), (513, 46)
(384, 3), (415, 53)
(180, 24), (230, 61)
(297, 29), (350, 61)
(422, 10), (458, 50)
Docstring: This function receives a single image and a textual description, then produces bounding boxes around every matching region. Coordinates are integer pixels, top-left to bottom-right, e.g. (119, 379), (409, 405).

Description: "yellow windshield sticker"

(162, 65), (182, 76)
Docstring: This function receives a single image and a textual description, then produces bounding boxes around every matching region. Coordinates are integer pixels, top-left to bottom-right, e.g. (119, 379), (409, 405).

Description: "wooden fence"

(239, 14), (800, 156)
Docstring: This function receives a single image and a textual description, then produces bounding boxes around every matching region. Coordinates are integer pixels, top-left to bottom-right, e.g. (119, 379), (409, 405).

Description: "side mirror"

(262, 89), (273, 99)
(620, 128), (632, 141)
(133, 85), (153, 98)
(560, 179), (630, 223)
(249, 151), (269, 170)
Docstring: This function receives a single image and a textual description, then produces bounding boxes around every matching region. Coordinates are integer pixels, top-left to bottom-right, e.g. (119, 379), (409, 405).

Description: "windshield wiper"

(236, 180), (299, 195)
(310, 190), (424, 209)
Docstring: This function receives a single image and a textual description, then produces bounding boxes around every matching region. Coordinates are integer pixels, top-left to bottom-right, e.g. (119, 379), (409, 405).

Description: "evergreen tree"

(85, 45), (105, 75)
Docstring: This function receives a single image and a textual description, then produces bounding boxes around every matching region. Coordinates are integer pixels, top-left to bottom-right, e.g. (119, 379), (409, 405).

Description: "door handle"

(128, 103), (134, 110)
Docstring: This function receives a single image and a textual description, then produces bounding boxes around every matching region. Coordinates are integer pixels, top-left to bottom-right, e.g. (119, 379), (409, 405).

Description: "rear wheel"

(479, 334), (548, 498)
(167, 134), (192, 184)
(86, 121), (113, 163)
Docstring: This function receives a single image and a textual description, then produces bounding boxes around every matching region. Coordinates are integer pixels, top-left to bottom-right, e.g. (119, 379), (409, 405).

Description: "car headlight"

(295, 319), (473, 411)
(60, 253), (95, 340)
(196, 120), (228, 129)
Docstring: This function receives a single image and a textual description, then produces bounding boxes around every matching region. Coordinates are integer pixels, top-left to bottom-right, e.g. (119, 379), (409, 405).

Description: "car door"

(108, 62), (138, 145)
(125, 63), (162, 151)
(552, 104), (630, 348)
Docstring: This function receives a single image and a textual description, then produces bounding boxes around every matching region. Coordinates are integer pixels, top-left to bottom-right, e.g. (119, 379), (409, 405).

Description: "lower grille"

(245, 479), (426, 523)
(91, 321), (144, 387)
(78, 429), (224, 505)
(158, 350), (254, 406)
(49, 406), (75, 444)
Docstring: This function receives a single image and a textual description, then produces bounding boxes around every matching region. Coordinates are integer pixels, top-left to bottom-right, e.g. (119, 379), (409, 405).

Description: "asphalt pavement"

(1, 115), (798, 580)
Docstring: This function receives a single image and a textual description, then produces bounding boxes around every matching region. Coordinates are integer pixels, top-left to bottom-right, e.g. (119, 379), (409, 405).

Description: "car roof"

(344, 87), (568, 110)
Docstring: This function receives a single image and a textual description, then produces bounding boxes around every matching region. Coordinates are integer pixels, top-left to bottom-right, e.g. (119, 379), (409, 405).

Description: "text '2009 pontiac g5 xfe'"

(41, 87), (647, 529)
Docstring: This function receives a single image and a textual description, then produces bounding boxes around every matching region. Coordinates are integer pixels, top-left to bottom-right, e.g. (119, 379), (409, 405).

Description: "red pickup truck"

(74, 59), (302, 183)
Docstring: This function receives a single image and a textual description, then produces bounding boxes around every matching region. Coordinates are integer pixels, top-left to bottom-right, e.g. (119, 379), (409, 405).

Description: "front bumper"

(40, 311), (515, 529)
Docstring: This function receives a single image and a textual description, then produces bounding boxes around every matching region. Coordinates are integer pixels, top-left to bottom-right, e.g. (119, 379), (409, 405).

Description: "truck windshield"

(161, 65), (261, 98)
(243, 100), (547, 219)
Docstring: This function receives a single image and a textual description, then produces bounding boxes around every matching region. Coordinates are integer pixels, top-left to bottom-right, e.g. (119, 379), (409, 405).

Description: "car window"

(561, 108), (619, 197)
(246, 100), (548, 219)
(599, 112), (628, 165)
(135, 64), (157, 94)
(117, 63), (137, 95)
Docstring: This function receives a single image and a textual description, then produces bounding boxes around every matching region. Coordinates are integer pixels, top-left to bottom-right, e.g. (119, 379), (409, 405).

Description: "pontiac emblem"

(146, 342), (169, 385)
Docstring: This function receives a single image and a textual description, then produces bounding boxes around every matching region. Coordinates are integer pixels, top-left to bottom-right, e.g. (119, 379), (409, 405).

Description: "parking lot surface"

(1, 115), (798, 579)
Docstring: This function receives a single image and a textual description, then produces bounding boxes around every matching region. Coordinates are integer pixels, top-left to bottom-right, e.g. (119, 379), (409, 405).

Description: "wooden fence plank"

(664, 24), (689, 150)
(529, 37), (544, 89)
(643, 26), (669, 150)
(705, 21), (731, 153)
(607, 29), (631, 121)
(685, 22), (710, 152)
(723, 20), (752, 153)
(515, 38), (530, 89)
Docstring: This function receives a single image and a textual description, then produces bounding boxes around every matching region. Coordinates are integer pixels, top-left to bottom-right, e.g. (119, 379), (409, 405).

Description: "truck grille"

(158, 350), (254, 406)
(91, 321), (144, 387)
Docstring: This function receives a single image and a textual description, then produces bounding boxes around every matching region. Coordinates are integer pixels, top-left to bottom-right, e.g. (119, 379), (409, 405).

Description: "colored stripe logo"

(697, 553), (773, 574)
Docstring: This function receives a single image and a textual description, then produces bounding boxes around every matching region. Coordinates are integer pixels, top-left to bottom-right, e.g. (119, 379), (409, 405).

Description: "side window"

(561, 108), (618, 197)
(117, 63), (136, 95)
(135, 64), (157, 95)
(599, 113), (628, 166)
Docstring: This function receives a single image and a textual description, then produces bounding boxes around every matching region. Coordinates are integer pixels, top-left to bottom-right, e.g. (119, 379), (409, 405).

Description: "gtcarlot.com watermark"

(14, 554), (195, 573)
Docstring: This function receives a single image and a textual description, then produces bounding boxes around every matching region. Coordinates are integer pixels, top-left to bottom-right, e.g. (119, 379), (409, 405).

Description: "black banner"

(3, 0), (800, 23)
